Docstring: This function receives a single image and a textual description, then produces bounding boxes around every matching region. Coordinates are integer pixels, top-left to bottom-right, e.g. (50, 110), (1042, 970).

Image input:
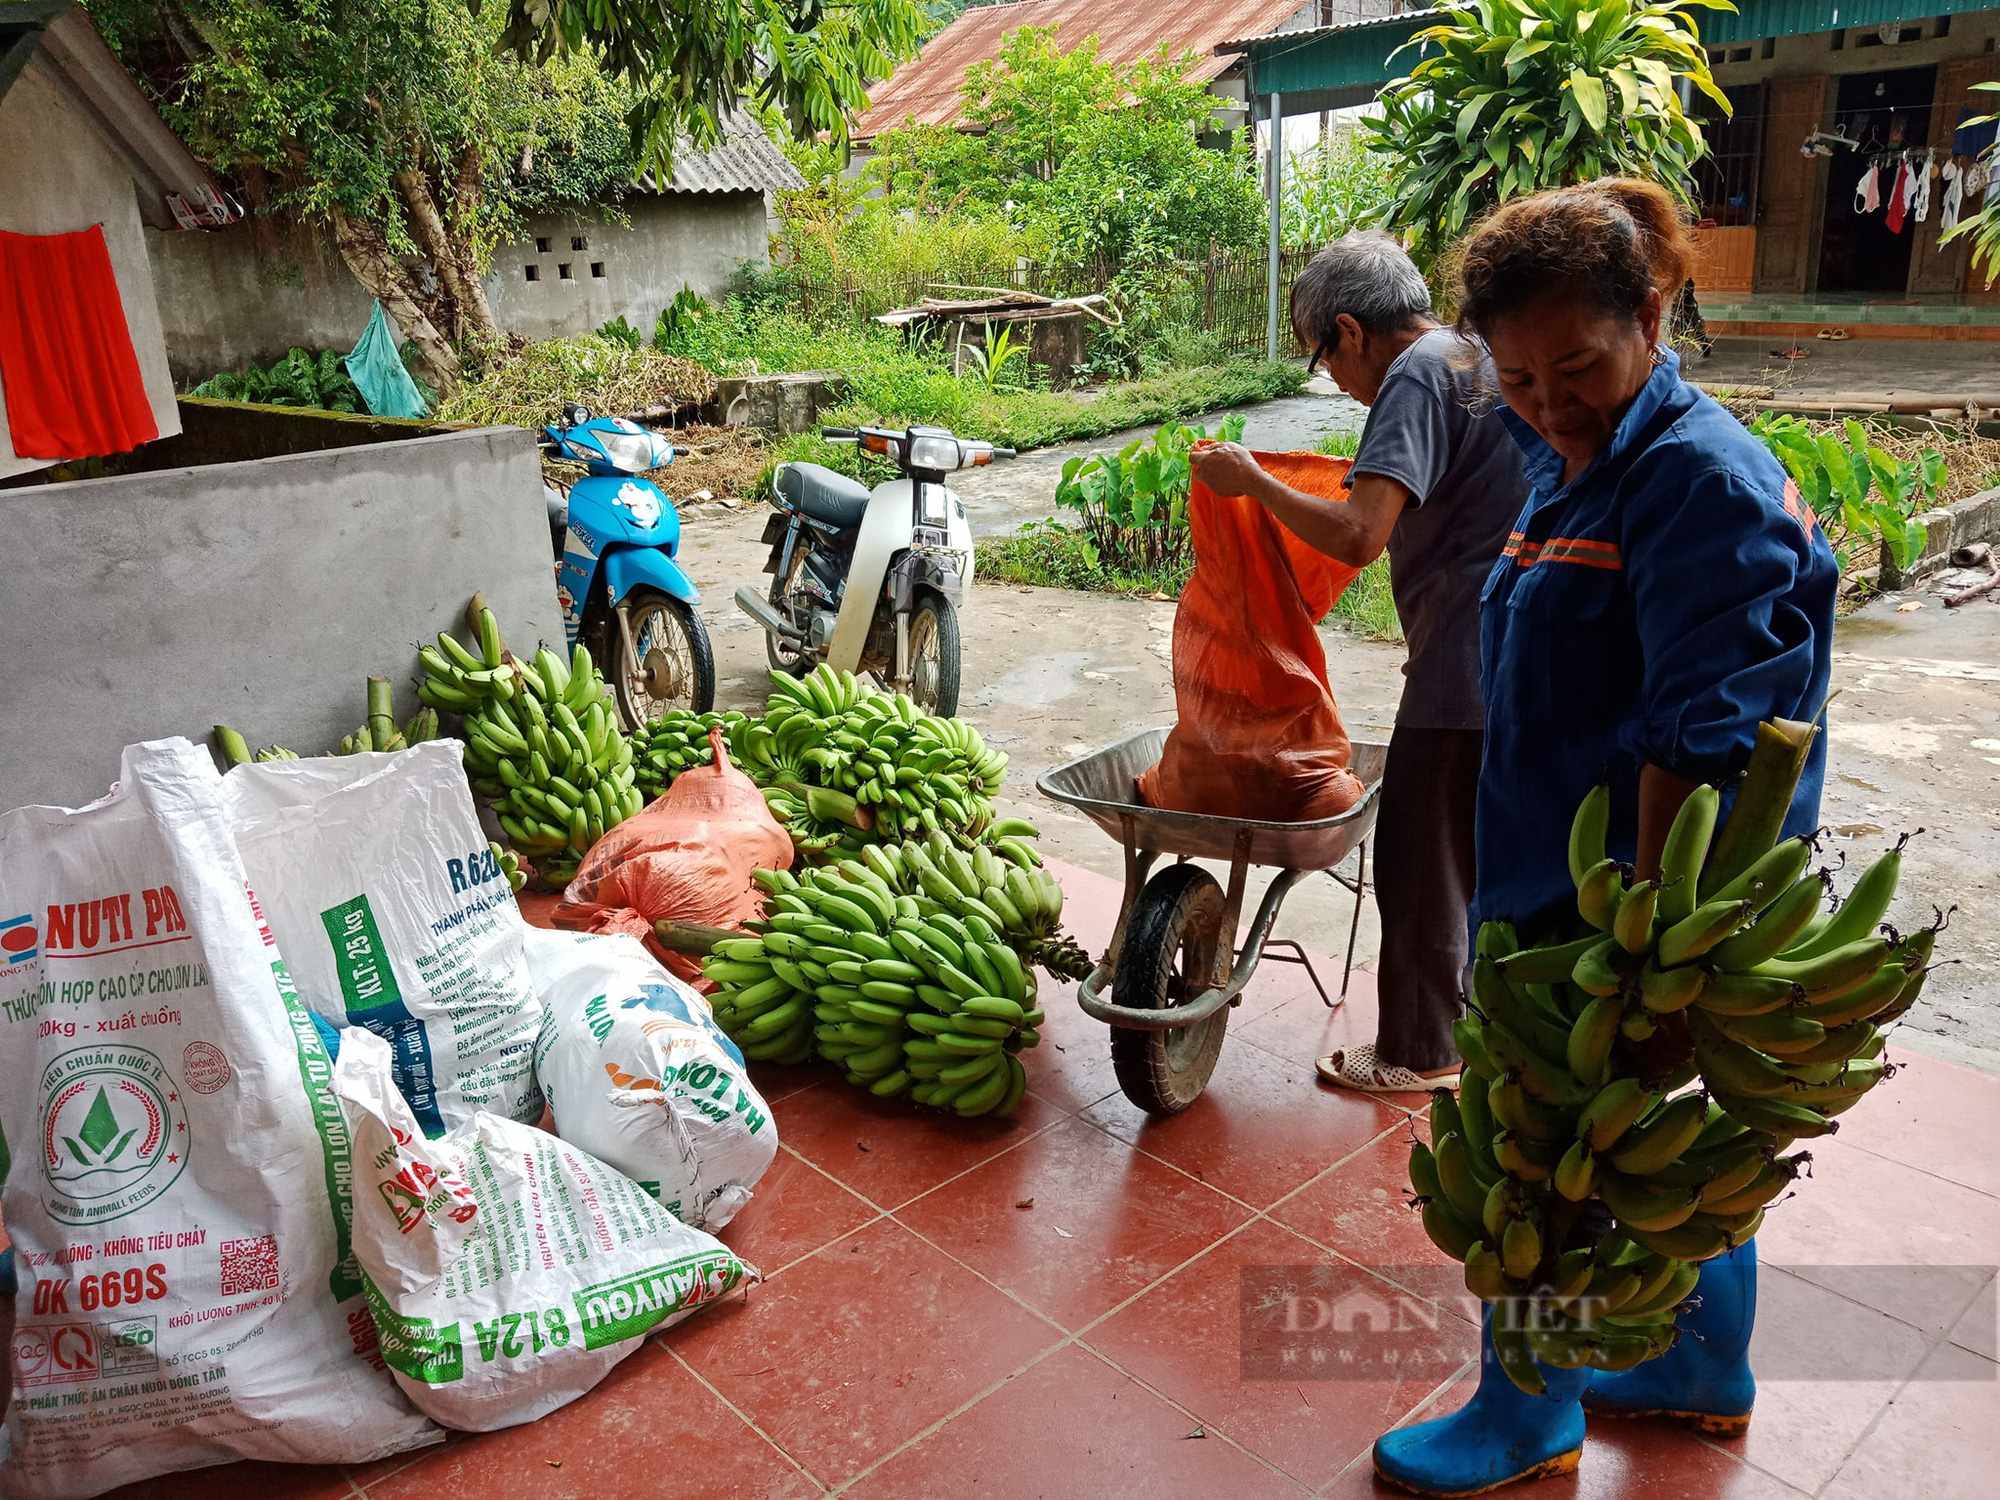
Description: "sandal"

(1828, 328), (1850, 341)
(1315, 1044), (1459, 1094)
(1817, 328), (1834, 339)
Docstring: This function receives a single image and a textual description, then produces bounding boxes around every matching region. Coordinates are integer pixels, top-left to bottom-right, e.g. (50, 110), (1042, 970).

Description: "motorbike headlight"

(595, 428), (661, 473)
(905, 433), (961, 472)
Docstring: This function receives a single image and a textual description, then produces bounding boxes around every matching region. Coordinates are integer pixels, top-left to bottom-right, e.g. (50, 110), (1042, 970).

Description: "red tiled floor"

(363, 1342), (819, 1498)
(843, 1342), (1309, 1499)
(1834, 1048), (2000, 1199)
(1233, 973), (1385, 1072)
(774, 1075), (1067, 1211)
(99, 1462), (364, 1500)
(1013, 970), (1124, 1114)
(1085, 1217), (1476, 1491)
(1269, 1121), (1456, 1277)
(1820, 1339), (2000, 1500)
(667, 1216), (1062, 1487)
(894, 1115), (1255, 1330)
(1081, 1037), (1410, 1209)
(715, 1146), (879, 1276)
(1753, 1136), (2000, 1331)
(1722, 1265), (1932, 1495)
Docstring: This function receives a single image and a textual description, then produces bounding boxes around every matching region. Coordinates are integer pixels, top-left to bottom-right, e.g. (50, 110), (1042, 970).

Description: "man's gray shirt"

(1347, 327), (1530, 732)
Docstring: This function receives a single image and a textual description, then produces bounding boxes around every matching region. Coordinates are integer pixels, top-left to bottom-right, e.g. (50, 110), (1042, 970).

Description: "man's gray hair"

(1290, 231), (1432, 345)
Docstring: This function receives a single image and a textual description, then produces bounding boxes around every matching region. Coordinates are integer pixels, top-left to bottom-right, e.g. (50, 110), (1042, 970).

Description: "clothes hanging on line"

(1855, 162), (1881, 214)
(1885, 159), (1911, 234)
(1941, 159), (1964, 235)
(1910, 154), (1935, 224)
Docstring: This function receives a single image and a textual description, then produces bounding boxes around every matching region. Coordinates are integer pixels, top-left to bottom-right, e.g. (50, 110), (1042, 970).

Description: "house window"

(571, 235), (587, 251)
(535, 236), (551, 253)
(1762, 37), (1776, 59)
(1728, 45), (1752, 62)
(590, 262), (606, 278)
(559, 263), (574, 280)
(524, 265), (540, 282)
(1832, 29), (1846, 50)
(1935, 15), (1951, 38)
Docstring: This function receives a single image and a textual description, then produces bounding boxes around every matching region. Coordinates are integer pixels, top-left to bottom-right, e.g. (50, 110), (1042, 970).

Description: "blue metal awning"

(1224, 0), (2000, 98)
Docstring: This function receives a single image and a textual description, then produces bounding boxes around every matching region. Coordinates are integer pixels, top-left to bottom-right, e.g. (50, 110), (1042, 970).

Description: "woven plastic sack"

(220, 742), (544, 1136)
(526, 927), (775, 1229)
(0, 740), (437, 1499)
(331, 1026), (754, 1432)
(552, 728), (792, 981)
(1137, 450), (1367, 822)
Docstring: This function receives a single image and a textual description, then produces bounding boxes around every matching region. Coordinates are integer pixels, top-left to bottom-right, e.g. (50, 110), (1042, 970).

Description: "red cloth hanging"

(0, 226), (159, 461)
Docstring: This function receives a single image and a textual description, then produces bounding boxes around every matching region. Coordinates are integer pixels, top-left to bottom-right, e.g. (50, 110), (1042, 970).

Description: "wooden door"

(1912, 56), (2000, 299)
(1755, 75), (1829, 295)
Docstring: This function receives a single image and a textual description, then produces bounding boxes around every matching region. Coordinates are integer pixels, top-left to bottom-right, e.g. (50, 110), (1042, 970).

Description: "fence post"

(1266, 92), (1284, 364)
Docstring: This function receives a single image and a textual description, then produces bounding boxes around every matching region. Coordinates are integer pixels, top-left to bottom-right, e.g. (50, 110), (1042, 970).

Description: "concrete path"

(1696, 335), (2000, 400)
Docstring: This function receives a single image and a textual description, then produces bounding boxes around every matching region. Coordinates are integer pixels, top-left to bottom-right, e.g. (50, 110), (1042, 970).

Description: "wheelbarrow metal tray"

(1035, 728), (1387, 869)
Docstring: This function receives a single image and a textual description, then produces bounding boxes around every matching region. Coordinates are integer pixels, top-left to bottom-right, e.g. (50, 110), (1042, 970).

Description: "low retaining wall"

(1880, 484), (2000, 589)
(0, 425), (559, 809)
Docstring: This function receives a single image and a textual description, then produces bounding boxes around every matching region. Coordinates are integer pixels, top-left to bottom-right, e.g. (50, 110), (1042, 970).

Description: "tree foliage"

(1942, 82), (2000, 292)
(493, 0), (927, 176)
(1365, 0), (1731, 266)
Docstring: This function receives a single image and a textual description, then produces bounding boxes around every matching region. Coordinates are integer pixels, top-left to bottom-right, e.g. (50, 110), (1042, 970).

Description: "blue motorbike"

(542, 403), (714, 724)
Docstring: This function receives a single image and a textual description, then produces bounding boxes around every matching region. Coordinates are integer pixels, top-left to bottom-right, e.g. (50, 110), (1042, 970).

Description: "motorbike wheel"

(908, 588), (961, 719)
(613, 586), (714, 727)
(766, 546), (812, 676)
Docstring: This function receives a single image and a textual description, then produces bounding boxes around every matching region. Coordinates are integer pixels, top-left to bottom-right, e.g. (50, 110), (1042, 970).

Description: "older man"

(1189, 231), (1529, 1092)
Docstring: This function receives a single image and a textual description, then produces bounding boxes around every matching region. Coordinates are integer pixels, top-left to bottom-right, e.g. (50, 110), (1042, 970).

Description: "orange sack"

(551, 727), (795, 981)
(1137, 450), (1367, 822)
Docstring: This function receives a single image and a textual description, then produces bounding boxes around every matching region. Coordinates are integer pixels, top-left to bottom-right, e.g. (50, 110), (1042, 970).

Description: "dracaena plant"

(1365, 0), (1734, 267)
(1942, 83), (2000, 291)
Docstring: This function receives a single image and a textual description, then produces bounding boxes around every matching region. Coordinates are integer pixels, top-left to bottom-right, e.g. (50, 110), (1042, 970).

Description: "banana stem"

(366, 676), (396, 746)
(1702, 718), (1818, 899)
(212, 725), (253, 768)
(650, 918), (739, 955)
(466, 591), (489, 636)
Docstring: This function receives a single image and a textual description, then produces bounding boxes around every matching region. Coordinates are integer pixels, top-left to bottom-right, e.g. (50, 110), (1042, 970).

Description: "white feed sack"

(330, 1027), (756, 1431)
(525, 927), (777, 1230)
(220, 741), (543, 1134)
(0, 739), (437, 1500)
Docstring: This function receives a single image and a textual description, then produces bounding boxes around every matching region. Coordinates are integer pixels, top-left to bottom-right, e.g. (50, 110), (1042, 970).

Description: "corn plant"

(1751, 415), (1947, 573)
(1366, 0), (1730, 267)
(1054, 413), (1246, 575)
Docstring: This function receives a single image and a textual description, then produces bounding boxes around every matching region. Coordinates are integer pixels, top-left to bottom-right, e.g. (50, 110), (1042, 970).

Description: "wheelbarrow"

(1036, 728), (1387, 1115)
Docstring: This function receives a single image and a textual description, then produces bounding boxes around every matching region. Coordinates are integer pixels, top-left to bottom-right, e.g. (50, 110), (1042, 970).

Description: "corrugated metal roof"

(1225, 0), (1988, 95)
(635, 109), (806, 195)
(854, 0), (1306, 141)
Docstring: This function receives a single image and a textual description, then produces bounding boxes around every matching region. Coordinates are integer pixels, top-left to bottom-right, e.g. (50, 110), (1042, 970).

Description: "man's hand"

(1189, 442), (1270, 502)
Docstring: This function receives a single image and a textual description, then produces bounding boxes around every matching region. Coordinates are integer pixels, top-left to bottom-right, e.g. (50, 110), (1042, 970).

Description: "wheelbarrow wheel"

(1110, 863), (1229, 1116)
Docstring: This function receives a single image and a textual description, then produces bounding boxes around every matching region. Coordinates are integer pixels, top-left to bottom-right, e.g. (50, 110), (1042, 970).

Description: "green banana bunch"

(213, 685), (440, 767)
(489, 842), (527, 894)
(1410, 718), (1944, 1395)
(419, 601), (640, 888)
(706, 862), (1035, 1116)
(629, 709), (751, 800)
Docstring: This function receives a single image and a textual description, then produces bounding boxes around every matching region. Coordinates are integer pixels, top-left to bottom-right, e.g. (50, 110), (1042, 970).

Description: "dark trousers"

(1371, 726), (1482, 1072)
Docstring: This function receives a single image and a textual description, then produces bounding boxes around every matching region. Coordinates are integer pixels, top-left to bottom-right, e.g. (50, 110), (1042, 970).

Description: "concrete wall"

(0, 426), (561, 810)
(486, 193), (769, 342)
(0, 59), (182, 481)
(149, 191), (771, 381)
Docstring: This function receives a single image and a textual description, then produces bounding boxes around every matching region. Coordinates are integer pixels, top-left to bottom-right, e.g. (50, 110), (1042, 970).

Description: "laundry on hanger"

(1885, 158), (1911, 233)
(1940, 159), (1963, 235)
(1910, 151), (1934, 224)
(1855, 161), (1881, 214)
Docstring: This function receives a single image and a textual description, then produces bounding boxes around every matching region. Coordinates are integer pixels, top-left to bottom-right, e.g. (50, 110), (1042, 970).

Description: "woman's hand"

(1189, 442), (1270, 502)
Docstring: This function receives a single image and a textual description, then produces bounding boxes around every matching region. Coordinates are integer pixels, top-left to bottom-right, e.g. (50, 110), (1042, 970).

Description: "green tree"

(1365, 0), (1730, 266)
(90, 0), (924, 393)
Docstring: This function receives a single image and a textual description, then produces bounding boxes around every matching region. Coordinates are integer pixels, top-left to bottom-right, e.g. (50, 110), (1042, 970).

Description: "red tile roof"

(854, 0), (1304, 141)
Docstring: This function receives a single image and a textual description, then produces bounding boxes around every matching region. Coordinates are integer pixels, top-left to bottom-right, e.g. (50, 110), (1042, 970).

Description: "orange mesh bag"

(1136, 450), (1367, 822)
(551, 727), (794, 981)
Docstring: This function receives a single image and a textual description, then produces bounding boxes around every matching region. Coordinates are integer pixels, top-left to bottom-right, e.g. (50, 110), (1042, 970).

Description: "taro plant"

(1751, 414), (1947, 574)
(1054, 413), (1246, 575)
(1366, 0), (1731, 268)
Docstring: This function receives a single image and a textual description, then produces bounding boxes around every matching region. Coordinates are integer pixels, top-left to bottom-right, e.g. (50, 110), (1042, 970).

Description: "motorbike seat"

(778, 462), (871, 530)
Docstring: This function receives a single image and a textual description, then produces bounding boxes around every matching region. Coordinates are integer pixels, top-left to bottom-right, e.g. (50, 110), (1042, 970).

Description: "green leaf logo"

(65, 1086), (136, 1166)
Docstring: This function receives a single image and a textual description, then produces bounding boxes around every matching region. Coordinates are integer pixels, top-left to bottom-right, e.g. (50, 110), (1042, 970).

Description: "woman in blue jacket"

(1373, 180), (1838, 1497)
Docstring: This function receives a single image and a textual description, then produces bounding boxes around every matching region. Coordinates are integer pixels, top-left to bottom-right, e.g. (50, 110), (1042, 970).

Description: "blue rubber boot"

(1373, 1306), (1589, 1498)
(1584, 1239), (1756, 1436)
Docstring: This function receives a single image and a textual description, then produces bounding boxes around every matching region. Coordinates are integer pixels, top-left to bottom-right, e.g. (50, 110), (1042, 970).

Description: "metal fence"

(789, 246), (1313, 360)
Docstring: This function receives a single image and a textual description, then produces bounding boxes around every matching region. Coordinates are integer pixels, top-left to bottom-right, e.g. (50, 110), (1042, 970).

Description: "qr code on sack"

(219, 1235), (280, 1295)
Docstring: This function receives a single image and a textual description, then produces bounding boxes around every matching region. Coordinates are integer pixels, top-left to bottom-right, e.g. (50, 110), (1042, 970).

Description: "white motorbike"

(735, 423), (1011, 717)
